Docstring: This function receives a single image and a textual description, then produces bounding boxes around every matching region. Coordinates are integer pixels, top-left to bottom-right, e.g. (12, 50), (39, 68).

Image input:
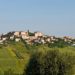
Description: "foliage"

(24, 49), (75, 75)
(12, 49), (24, 59)
(0, 40), (75, 75)
(28, 32), (34, 36)
(4, 69), (14, 75)
(0, 69), (4, 75)
(48, 39), (70, 48)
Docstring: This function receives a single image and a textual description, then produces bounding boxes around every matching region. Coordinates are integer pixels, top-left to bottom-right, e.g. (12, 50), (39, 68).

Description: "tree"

(23, 53), (40, 75)
(24, 49), (75, 75)
(48, 38), (70, 48)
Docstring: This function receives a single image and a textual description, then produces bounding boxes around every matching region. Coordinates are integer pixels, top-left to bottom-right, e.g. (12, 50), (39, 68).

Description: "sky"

(0, 0), (75, 37)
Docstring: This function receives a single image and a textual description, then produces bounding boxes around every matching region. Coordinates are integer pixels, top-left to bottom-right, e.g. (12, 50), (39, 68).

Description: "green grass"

(0, 41), (30, 74)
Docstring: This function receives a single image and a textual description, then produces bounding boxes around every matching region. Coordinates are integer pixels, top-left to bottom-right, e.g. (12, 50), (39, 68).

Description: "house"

(33, 39), (41, 44)
(21, 31), (29, 40)
(15, 38), (20, 42)
(25, 36), (38, 44)
(63, 36), (68, 42)
(10, 35), (14, 40)
(35, 32), (44, 38)
(2, 37), (7, 41)
(72, 43), (75, 46)
(41, 38), (46, 44)
(22, 36), (29, 40)
(14, 32), (20, 37)
(46, 37), (51, 43)
(63, 36), (72, 42)
(1, 34), (8, 41)
(29, 36), (37, 40)
(50, 36), (56, 41)
(0, 40), (3, 44)
(21, 31), (28, 36)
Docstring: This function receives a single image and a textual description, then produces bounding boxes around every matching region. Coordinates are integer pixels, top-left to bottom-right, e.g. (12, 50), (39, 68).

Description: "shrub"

(0, 69), (4, 75)
(4, 69), (14, 75)
(48, 38), (70, 48)
(24, 49), (75, 75)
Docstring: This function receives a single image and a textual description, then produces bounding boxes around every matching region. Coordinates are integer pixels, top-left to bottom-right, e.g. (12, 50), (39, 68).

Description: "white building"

(35, 32), (44, 38)
(21, 31), (29, 40)
(50, 36), (56, 41)
(22, 36), (29, 40)
(2, 37), (7, 41)
(46, 38), (51, 42)
(0, 40), (3, 44)
(21, 32), (28, 36)
(29, 36), (37, 40)
(14, 32), (20, 37)
(41, 39), (46, 44)
(10, 36), (14, 40)
(15, 38), (20, 42)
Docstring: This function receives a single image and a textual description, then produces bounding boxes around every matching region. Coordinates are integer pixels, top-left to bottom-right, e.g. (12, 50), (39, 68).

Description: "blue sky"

(0, 0), (75, 37)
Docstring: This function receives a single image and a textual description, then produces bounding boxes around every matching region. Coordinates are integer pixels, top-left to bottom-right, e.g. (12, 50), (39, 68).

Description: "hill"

(0, 39), (75, 75)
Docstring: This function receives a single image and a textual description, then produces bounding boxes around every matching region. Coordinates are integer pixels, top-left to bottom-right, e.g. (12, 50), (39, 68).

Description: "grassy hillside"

(0, 41), (31, 75)
(0, 40), (75, 75)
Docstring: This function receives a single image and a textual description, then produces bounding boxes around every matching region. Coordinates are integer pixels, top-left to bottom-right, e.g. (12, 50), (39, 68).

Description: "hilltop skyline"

(0, 0), (75, 37)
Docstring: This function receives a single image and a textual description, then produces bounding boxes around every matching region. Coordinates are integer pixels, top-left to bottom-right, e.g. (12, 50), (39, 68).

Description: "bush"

(12, 49), (24, 59)
(4, 69), (14, 75)
(48, 39), (70, 48)
(0, 69), (4, 75)
(24, 49), (75, 75)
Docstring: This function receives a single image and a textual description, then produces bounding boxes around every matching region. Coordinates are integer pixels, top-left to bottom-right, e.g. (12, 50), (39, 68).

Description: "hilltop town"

(0, 30), (75, 46)
(0, 31), (75, 75)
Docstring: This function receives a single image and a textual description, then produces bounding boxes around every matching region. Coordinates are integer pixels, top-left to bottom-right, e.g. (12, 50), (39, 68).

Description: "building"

(15, 38), (20, 42)
(0, 39), (3, 44)
(21, 31), (28, 36)
(29, 36), (37, 40)
(14, 32), (20, 37)
(41, 38), (46, 44)
(22, 36), (29, 40)
(63, 36), (72, 42)
(46, 37), (51, 43)
(10, 35), (14, 40)
(35, 32), (44, 38)
(21, 31), (29, 40)
(2, 37), (7, 41)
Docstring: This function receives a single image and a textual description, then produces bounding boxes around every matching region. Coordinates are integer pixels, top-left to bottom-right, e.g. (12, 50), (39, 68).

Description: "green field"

(0, 41), (31, 75)
(0, 41), (75, 75)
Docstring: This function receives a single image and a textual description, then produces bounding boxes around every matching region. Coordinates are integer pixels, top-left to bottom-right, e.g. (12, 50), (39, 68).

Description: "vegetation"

(28, 31), (35, 36)
(48, 38), (71, 48)
(0, 40), (75, 75)
(24, 49), (75, 75)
